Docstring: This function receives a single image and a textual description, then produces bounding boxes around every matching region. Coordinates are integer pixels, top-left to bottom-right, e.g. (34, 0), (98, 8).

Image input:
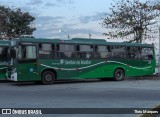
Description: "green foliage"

(0, 6), (36, 39)
(102, 0), (160, 43)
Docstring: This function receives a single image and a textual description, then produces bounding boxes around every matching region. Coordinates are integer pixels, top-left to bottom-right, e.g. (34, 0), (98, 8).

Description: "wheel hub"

(45, 74), (52, 81)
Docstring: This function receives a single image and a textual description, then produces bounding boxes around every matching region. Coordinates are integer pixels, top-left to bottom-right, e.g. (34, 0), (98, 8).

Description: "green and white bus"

(0, 40), (15, 80)
(7, 38), (156, 84)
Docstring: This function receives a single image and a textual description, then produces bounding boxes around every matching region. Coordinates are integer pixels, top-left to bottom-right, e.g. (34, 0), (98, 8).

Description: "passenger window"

(97, 46), (108, 59)
(39, 44), (54, 58)
(78, 45), (93, 59)
(111, 46), (126, 58)
(57, 44), (75, 58)
(126, 47), (141, 59)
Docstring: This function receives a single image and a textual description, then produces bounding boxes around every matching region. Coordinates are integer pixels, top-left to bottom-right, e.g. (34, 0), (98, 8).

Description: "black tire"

(114, 69), (125, 81)
(41, 71), (56, 85)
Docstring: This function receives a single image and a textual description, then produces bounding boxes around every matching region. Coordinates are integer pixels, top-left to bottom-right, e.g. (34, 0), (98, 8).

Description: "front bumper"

(7, 72), (17, 81)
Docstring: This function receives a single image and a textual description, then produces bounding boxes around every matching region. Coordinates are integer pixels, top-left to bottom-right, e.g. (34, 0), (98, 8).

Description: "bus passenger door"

(17, 45), (38, 81)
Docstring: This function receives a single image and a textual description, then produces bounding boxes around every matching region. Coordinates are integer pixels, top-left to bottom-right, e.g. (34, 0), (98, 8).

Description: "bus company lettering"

(60, 59), (91, 65)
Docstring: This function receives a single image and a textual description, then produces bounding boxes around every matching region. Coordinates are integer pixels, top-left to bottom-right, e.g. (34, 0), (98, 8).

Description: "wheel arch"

(41, 68), (57, 80)
(114, 67), (125, 77)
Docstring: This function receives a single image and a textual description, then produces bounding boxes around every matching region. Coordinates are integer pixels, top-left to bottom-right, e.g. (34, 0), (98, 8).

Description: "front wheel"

(114, 69), (125, 81)
(41, 71), (56, 85)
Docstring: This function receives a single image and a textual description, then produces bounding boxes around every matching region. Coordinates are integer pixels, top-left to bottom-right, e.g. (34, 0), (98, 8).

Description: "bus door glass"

(17, 44), (38, 81)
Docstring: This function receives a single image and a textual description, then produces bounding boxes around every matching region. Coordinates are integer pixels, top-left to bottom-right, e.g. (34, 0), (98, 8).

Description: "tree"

(102, 0), (160, 43)
(0, 6), (36, 39)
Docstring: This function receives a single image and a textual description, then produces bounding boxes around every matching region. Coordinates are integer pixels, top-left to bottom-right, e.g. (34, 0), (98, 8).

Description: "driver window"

(18, 45), (37, 59)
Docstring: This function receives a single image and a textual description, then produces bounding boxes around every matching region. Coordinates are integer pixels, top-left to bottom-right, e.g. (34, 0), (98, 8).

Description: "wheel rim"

(115, 70), (123, 79)
(45, 74), (53, 82)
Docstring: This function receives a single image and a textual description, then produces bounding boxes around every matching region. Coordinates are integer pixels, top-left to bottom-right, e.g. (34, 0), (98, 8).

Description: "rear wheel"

(41, 71), (56, 85)
(114, 69), (125, 81)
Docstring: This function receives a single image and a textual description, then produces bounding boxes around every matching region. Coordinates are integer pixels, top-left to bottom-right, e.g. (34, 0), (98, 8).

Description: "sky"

(0, 0), (158, 42)
(0, 0), (114, 40)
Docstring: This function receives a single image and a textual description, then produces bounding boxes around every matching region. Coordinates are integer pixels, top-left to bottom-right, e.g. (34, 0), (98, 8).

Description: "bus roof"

(18, 38), (62, 43)
(18, 38), (154, 48)
(0, 40), (12, 46)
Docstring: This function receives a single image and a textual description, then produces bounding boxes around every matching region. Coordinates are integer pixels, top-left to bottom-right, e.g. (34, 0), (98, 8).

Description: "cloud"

(34, 26), (59, 38)
(20, 1), (104, 39)
(27, 0), (44, 6)
(44, 0), (75, 8)
(35, 16), (65, 33)
(57, 23), (92, 34)
(78, 12), (105, 24)
(56, 0), (74, 5)
(0, 0), (105, 39)
(33, 16), (65, 38)
(34, 21), (103, 39)
(44, 2), (57, 7)
(33, 13), (104, 39)
(36, 16), (64, 23)
(67, 27), (101, 35)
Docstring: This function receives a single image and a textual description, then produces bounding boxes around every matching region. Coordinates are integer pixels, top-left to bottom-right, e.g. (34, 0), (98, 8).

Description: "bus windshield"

(7, 46), (16, 66)
(0, 46), (8, 61)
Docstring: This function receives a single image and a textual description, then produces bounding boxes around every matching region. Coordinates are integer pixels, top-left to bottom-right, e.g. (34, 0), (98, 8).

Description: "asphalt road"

(0, 77), (160, 117)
